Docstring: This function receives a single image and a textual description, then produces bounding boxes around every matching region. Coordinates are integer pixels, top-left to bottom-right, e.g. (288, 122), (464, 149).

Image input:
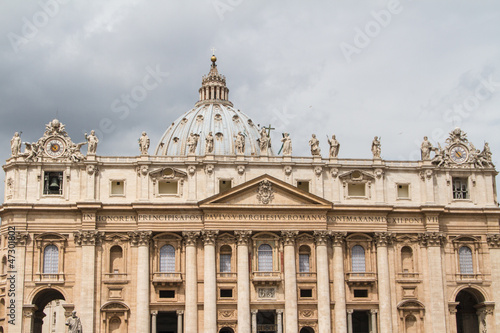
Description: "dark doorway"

(156, 311), (177, 333)
(219, 328), (234, 333)
(456, 290), (479, 333)
(300, 327), (315, 333)
(257, 311), (276, 332)
(32, 289), (65, 333)
(352, 310), (370, 333)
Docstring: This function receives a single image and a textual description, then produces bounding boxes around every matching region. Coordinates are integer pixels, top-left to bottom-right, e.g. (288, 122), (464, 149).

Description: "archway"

(31, 288), (65, 333)
(300, 327), (315, 333)
(219, 328), (234, 333)
(456, 289), (479, 333)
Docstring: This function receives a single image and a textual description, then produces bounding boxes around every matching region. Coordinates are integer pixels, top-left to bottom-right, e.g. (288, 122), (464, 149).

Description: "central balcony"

(35, 273), (65, 285)
(252, 271), (282, 285)
(152, 272), (183, 286)
(345, 272), (376, 286)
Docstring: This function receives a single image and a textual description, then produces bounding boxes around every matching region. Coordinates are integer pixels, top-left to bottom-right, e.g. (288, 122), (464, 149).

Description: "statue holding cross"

(258, 124), (274, 155)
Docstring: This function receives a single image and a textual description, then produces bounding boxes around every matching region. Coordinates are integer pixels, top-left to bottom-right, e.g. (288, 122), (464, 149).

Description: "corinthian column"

(74, 230), (103, 333)
(282, 231), (299, 332)
(202, 230), (219, 333)
(183, 231), (200, 333)
(332, 232), (347, 333)
(314, 230), (332, 333)
(235, 230), (252, 333)
(487, 234), (500, 329)
(374, 232), (393, 333)
(129, 231), (152, 333)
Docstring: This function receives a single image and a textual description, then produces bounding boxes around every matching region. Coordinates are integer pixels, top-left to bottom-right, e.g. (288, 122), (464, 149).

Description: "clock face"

(45, 138), (65, 158)
(450, 144), (468, 164)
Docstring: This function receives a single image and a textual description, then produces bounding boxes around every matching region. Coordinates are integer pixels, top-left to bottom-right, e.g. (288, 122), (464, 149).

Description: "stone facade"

(0, 58), (499, 333)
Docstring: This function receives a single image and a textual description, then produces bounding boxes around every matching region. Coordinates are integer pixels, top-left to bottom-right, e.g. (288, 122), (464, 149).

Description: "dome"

(155, 57), (273, 156)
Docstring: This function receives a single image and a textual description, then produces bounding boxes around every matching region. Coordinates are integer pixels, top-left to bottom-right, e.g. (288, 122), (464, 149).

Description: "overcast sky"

(1, 1), (499, 202)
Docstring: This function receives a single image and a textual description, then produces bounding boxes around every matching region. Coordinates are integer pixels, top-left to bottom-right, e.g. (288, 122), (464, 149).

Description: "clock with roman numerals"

(450, 144), (469, 164)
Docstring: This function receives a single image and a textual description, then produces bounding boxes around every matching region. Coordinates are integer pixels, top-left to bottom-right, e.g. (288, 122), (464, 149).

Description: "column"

(487, 234), (500, 330)
(10, 233), (29, 333)
(85, 164), (97, 200)
(374, 233), (393, 332)
(151, 311), (157, 333)
(314, 231), (332, 333)
(421, 232), (447, 332)
(347, 309), (353, 333)
(276, 309), (283, 333)
(333, 233), (347, 333)
(75, 230), (102, 333)
(177, 310), (184, 333)
(183, 231), (200, 333)
(251, 310), (258, 333)
(370, 309), (378, 333)
(130, 231), (152, 333)
(282, 231), (299, 332)
(235, 231), (252, 333)
(202, 230), (219, 333)
(448, 303), (458, 333)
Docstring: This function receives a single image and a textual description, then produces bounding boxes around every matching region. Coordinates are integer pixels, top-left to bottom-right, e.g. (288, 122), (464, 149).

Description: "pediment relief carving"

(100, 302), (130, 312)
(149, 167), (187, 181)
(338, 170), (375, 182)
(104, 233), (130, 242)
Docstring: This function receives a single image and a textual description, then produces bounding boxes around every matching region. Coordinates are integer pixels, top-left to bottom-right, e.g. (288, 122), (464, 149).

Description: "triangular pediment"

(199, 174), (332, 208)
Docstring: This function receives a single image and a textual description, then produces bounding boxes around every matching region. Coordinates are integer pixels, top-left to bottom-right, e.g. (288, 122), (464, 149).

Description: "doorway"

(352, 310), (370, 333)
(31, 289), (65, 333)
(456, 290), (479, 333)
(257, 311), (276, 332)
(156, 311), (177, 333)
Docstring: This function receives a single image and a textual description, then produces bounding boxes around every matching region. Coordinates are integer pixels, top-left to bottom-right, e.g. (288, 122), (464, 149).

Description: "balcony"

(257, 324), (277, 332)
(455, 273), (484, 283)
(252, 271), (282, 285)
(396, 272), (421, 283)
(297, 272), (317, 282)
(35, 273), (65, 284)
(153, 272), (183, 286)
(217, 272), (237, 281)
(345, 272), (376, 286)
(103, 273), (128, 284)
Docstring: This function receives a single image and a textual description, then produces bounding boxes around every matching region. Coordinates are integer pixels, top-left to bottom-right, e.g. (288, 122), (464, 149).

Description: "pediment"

(149, 167), (187, 180)
(338, 170), (375, 181)
(199, 174), (332, 208)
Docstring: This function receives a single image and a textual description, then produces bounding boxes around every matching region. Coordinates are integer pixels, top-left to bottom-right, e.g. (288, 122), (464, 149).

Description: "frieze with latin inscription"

(204, 213), (326, 222)
(96, 214), (203, 222)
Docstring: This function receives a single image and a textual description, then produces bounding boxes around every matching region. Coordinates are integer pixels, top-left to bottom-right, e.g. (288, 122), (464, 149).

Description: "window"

(1, 256), (6, 275)
(110, 180), (125, 196)
(219, 179), (232, 193)
(43, 245), (59, 274)
(298, 245), (311, 273)
(258, 244), (273, 272)
(43, 172), (63, 195)
(159, 245), (176, 273)
(300, 289), (313, 298)
(109, 246), (123, 273)
(348, 183), (366, 197)
(354, 289), (368, 298)
(297, 181), (309, 192)
(401, 246), (414, 273)
(452, 177), (469, 199)
(219, 245), (232, 273)
(397, 184), (410, 199)
(158, 181), (178, 195)
(351, 245), (366, 272)
(159, 290), (175, 298)
(459, 246), (473, 274)
(220, 289), (233, 298)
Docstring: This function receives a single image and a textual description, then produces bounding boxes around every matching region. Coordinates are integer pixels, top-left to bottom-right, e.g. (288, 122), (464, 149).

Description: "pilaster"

(183, 231), (200, 333)
(281, 231), (299, 332)
(235, 230), (252, 333)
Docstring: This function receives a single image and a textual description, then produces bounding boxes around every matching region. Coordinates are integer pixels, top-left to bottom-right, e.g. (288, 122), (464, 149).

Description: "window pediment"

(149, 167), (187, 181)
(339, 170), (375, 182)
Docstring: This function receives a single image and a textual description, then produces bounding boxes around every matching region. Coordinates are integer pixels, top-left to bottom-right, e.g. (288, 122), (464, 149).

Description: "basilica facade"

(1, 56), (500, 333)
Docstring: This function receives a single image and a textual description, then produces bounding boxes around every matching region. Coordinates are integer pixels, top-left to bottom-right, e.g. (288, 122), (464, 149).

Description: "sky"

(1, 0), (500, 202)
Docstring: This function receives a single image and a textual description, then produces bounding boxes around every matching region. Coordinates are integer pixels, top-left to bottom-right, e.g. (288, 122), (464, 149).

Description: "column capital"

(332, 232), (347, 246)
(151, 310), (158, 316)
(370, 309), (378, 314)
(281, 230), (298, 246)
(74, 230), (103, 246)
(182, 231), (200, 246)
(276, 309), (284, 314)
(202, 230), (219, 245)
(251, 310), (258, 315)
(14, 232), (30, 246)
(347, 309), (354, 314)
(234, 230), (252, 245)
(128, 230), (152, 246)
(487, 234), (500, 248)
(176, 310), (184, 315)
(374, 232), (395, 247)
(418, 232), (446, 247)
(314, 230), (332, 245)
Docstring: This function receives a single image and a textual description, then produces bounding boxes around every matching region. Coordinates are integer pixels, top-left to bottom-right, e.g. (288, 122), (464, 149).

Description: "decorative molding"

(14, 232), (29, 246)
(86, 165), (98, 175)
(187, 165), (196, 176)
(418, 232), (445, 247)
(74, 230), (103, 246)
(332, 232), (346, 246)
(128, 230), (152, 246)
(219, 310), (235, 319)
(330, 168), (339, 178)
(374, 168), (384, 179)
(237, 165), (245, 175)
(486, 234), (500, 248)
(283, 165), (292, 176)
(374, 232), (395, 247)
(202, 230), (219, 245)
(313, 230), (332, 246)
(281, 231), (298, 246)
(314, 166), (323, 176)
(256, 180), (275, 205)
(182, 231), (200, 246)
(234, 230), (252, 245)
(205, 164), (214, 175)
(258, 288), (276, 299)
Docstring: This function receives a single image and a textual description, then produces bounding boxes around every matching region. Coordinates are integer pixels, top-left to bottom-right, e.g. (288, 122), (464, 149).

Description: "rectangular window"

(220, 254), (231, 273)
(43, 171), (63, 195)
(452, 177), (469, 199)
(397, 184), (409, 199)
(299, 254), (310, 273)
(158, 181), (178, 195)
(219, 179), (232, 193)
(159, 290), (175, 298)
(220, 289), (233, 298)
(297, 181), (309, 192)
(300, 289), (313, 298)
(348, 183), (366, 197)
(110, 180), (125, 196)
(354, 289), (368, 298)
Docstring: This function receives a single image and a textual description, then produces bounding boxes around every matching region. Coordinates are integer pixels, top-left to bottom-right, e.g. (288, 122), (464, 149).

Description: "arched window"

(220, 245), (232, 273)
(459, 246), (473, 274)
(351, 245), (366, 273)
(43, 245), (59, 274)
(405, 314), (417, 333)
(401, 246), (414, 273)
(109, 317), (121, 333)
(160, 245), (176, 273)
(299, 245), (311, 273)
(109, 246), (123, 273)
(258, 244), (273, 272)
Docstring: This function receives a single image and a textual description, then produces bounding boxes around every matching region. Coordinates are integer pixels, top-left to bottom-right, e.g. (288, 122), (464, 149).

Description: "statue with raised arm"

(371, 136), (381, 158)
(85, 130), (98, 155)
(139, 132), (150, 155)
(235, 132), (245, 154)
(327, 134), (340, 158)
(281, 133), (292, 155)
(10, 132), (22, 157)
(421, 136), (433, 160)
(187, 133), (199, 154)
(258, 128), (271, 155)
(69, 142), (87, 162)
(66, 310), (82, 333)
(205, 131), (214, 154)
(309, 134), (321, 156)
